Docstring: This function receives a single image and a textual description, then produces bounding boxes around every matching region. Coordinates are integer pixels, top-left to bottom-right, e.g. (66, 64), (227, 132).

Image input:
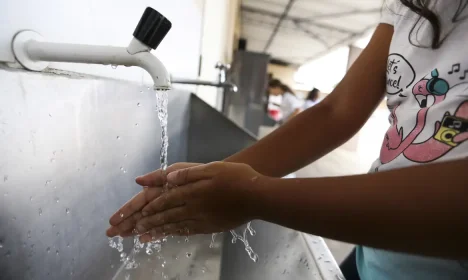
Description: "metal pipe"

(25, 40), (171, 90)
(172, 78), (238, 93)
(11, 30), (172, 91)
(263, 0), (297, 52)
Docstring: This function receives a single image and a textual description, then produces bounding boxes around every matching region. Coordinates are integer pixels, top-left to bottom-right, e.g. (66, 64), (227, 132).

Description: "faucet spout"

(12, 30), (171, 90)
(10, 7), (173, 90)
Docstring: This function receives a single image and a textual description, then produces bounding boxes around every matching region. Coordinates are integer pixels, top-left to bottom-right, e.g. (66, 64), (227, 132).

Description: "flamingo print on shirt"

(380, 68), (468, 164)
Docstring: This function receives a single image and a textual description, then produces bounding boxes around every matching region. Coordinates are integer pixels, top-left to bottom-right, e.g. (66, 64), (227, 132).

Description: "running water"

(229, 222), (259, 262)
(109, 87), (257, 279)
(109, 88), (170, 279)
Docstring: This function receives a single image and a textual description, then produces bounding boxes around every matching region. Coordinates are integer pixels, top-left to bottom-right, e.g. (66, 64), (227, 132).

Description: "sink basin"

(0, 67), (342, 280)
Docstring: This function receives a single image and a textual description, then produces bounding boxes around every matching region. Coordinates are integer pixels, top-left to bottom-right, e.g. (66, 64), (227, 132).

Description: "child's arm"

(225, 23), (394, 177)
(131, 159), (468, 259)
(254, 159), (468, 259)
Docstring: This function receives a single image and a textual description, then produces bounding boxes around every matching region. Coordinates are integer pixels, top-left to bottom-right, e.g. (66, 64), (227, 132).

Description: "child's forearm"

(252, 159), (468, 259)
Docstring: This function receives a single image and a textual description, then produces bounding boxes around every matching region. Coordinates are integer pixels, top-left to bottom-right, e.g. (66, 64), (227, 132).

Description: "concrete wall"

(267, 64), (298, 90)
(197, 0), (241, 109)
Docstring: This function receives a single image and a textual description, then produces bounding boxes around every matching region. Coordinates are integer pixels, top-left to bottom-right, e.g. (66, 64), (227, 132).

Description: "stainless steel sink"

(0, 67), (342, 280)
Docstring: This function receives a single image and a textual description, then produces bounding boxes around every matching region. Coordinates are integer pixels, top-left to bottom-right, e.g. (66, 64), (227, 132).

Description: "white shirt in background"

(303, 99), (318, 110)
(281, 92), (303, 121)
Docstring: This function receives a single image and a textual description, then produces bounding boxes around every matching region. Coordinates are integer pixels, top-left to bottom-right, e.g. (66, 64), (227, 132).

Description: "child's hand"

(106, 163), (202, 238)
(133, 162), (264, 242)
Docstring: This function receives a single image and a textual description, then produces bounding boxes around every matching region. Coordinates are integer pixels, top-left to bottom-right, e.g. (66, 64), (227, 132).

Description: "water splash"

(229, 222), (259, 262)
(210, 233), (217, 248)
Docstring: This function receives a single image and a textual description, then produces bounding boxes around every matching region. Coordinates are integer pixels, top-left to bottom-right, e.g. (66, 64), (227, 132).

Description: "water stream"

(110, 88), (258, 279)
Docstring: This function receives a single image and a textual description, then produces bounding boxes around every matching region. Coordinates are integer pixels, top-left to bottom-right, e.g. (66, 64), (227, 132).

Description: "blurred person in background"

(268, 79), (303, 123)
(303, 88), (321, 109)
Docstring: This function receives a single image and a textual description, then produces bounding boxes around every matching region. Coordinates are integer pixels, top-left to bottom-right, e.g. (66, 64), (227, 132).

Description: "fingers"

(136, 207), (189, 234)
(109, 187), (162, 226)
(141, 180), (211, 216)
(166, 162), (220, 186)
(136, 163), (202, 187)
(106, 211), (144, 237)
(138, 220), (199, 243)
(136, 169), (166, 187)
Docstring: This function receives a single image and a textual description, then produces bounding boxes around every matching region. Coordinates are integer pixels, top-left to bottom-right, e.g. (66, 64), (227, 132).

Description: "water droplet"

(137, 103), (141, 107)
(161, 261), (166, 268)
(116, 136), (120, 140)
(46, 247), (50, 253)
(56, 250), (59, 255)
(3, 192), (8, 197)
(45, 180), (52, 186)
(30, 196), (33, 201)
(110, 264), (114, 269)
(56, 232), (60, 236)
(93, 162), (96, 167)
(55, 197), (60, 203)
(186, 252), (192, 258)
(124, 154), (128, 157)
(111, 65), (118, 69)
(38, 208), (42, 216)
(120, 167), (124, 171)
(5, 251), (11, 257)
(3, 175), (7, 182)
(185, 237), (189, 243)
(125, 273), (130, 280)
(27, 231), (31, 239)
(49, 113), (52, 117)
(0, 242), (3, 248)
(53, 151), (56, 156)
(52, 224), (56, 228)
(120, 213), (124, 218)
(135, 123), (139, 127)
(66, 208), (70, 214)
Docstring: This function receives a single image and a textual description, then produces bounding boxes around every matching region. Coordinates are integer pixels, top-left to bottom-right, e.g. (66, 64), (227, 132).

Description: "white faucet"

(10, 7), (172, 91)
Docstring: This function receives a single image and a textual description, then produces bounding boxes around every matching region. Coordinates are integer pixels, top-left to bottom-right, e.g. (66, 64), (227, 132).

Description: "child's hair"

(307, 88), (320, 101)
(398, 0), (468, 49)
(268, 79), (296, 95)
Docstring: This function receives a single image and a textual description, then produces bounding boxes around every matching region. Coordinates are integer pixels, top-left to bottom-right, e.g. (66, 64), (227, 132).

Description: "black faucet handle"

(133, 7), (172, 50)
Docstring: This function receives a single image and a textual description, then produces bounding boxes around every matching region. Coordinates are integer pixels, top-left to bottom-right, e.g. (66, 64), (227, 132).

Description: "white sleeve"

(380, 0), (398, 25)
(287, 94), (303, 110)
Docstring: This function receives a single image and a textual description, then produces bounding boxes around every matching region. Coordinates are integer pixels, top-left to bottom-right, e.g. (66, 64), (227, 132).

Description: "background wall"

(267, 64), (297, 90)
(197, 0), (241, 108)
(0, 0), (204, 85)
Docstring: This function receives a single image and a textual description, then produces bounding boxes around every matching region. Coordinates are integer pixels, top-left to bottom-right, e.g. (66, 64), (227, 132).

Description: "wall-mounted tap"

(215, 62), (230, 83)
(10, 7), (172, 90)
